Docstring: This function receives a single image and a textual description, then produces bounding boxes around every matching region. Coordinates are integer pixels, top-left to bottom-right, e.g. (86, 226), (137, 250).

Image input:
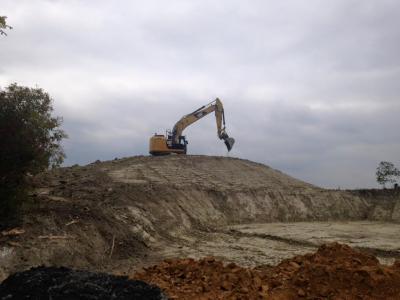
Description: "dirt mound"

(30, 155), (381, 237)
(133, 257), (268, 299)
(132, 243), (400, 300)
(0, 266), (166, 300)
(266, 243), (400, 299)
(1, 155), (400, 281)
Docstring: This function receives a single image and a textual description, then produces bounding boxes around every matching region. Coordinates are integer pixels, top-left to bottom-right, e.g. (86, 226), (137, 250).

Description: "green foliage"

(0, 84), (67, 224)
(376, 161), (400, 188)
(0, 16), (12, 36)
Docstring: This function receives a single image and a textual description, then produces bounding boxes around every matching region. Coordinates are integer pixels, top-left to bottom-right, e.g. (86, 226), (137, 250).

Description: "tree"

(0, 84), (67, 224)
(376, 161), (400, 188)
(0, 16), (12, 36)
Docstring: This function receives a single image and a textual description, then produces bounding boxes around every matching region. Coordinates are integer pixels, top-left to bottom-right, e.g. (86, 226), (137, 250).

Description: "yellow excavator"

(149, 98), (235, 155)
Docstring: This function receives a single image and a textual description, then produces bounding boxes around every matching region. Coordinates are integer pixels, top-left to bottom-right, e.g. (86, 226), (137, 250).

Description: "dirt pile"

(28, 155), (400, 236)
(133, 257), (269, 299)
(0, 266), (166, 300)
(1, 155), (400, 282)
(133, 243), (400, 300)
(265, 243), (400, 299)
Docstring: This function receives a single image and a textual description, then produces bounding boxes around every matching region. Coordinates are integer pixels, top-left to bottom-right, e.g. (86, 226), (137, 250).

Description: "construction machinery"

(149, 98), (235, 155)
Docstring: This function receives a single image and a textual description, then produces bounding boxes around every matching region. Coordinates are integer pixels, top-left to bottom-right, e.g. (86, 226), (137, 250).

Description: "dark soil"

(0, 266), (167, 300)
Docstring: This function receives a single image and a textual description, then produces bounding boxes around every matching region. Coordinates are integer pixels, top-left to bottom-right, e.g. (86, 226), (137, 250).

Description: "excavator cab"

(167, 131), (187, 151)
(173, 135), (188, 152)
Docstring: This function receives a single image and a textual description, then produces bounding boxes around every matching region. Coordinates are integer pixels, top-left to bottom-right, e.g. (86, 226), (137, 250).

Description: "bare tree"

(0, 16), (12, 36)
(376, 161), (400, 188)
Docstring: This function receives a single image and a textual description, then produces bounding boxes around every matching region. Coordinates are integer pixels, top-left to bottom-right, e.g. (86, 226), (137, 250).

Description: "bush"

(0, 84), (67, 225)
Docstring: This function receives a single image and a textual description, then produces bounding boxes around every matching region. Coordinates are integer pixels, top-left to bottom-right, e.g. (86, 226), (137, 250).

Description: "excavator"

(149, 98), (235, 155)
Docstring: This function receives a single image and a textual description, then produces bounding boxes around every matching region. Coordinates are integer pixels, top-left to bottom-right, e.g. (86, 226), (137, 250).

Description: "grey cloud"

(1, 0), (400, 188)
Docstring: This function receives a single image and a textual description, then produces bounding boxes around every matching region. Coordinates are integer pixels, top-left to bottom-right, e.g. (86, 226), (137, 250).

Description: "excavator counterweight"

(149, 98), (235, 155)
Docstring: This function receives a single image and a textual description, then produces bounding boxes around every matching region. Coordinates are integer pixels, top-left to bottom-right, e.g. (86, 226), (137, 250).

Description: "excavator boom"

(149, 98), (235, 155)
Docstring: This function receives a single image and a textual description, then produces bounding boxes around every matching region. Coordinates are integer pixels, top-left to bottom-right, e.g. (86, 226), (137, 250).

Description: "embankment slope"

(1, 155), (399, 280)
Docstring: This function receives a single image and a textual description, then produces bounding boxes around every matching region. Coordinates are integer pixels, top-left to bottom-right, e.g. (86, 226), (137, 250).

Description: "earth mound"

(1, 155), (399, 281)
(0, 266), (166, 300)
(132, 243), (400, 300)
(265, 242), (400, 299)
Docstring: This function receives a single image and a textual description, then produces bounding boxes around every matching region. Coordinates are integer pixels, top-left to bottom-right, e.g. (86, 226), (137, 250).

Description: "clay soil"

(133, 243), (400, 300)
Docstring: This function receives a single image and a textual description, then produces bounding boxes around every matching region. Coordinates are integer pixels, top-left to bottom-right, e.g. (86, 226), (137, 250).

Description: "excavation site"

(1, 155), (400, 299)
(3, 0), (400, 299)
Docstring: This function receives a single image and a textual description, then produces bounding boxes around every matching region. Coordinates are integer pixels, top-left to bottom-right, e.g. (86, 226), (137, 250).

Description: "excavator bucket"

(224, 137), (235, 152)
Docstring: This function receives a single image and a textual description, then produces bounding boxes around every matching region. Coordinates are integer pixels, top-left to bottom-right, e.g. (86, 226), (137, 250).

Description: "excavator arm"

(172, 98), (235, 151)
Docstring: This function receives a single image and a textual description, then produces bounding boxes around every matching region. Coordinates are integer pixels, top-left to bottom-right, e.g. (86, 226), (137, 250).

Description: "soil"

(133, 243), (400, 300)
(1, 155), (400, 299)
(0, 266), (166, 300)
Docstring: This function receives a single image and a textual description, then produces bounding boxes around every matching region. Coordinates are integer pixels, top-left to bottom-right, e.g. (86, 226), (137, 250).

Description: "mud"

(0, 266), (166, 300)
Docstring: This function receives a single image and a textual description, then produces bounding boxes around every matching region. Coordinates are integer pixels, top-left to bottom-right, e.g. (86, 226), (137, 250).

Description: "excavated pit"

(1, 155), (399, 285)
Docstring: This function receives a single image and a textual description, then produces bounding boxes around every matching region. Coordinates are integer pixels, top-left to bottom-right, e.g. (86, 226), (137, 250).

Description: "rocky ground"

(1, 155), (400, 299)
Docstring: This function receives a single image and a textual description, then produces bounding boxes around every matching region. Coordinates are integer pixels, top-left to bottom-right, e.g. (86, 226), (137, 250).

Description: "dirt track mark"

(227, 229), (317, 247)
(228, 228), (400, 260)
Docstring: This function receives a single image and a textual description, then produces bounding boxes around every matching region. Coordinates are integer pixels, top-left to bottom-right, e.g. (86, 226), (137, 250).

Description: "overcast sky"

(1, 0), (400, 188)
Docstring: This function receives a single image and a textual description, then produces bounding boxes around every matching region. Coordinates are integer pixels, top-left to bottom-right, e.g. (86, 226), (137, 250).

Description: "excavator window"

(179, 136), (187, 145)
